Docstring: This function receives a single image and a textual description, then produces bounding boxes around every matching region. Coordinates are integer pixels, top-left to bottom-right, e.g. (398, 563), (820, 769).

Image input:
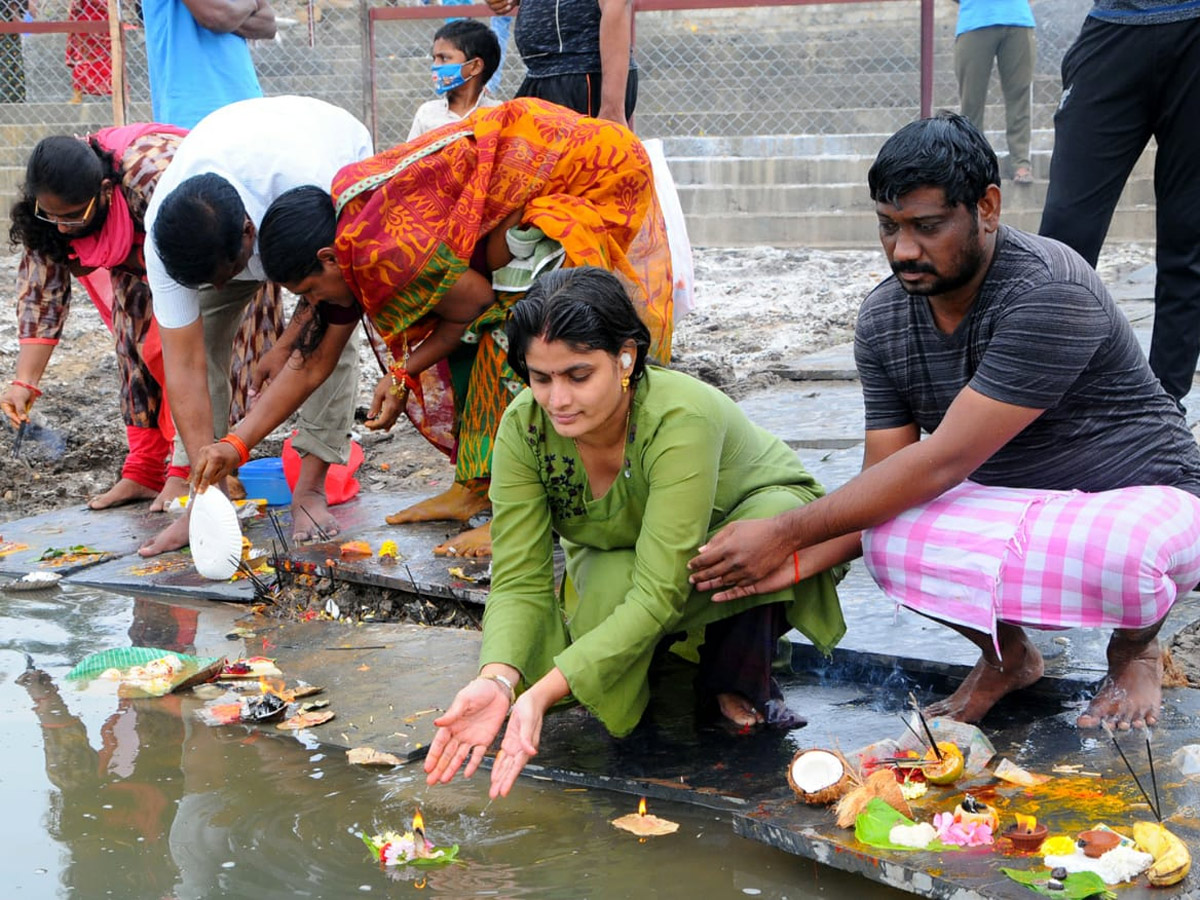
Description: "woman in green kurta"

(424, 267), (845, 798)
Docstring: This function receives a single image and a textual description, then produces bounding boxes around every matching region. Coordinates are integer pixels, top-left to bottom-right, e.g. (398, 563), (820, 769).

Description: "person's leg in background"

(1145, 17), (1200, 406)
(954, 26), (999, 135)
(995, 25), (1036, 181)
(1039, 17), (1152, 266)
(288, 323), (360, 541)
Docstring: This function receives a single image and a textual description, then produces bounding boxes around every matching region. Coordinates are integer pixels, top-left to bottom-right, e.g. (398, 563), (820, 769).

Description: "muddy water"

(0, 586), (906, 899)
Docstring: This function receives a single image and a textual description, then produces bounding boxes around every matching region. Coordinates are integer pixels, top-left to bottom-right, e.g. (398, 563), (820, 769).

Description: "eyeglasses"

(34, 194), (96, 227)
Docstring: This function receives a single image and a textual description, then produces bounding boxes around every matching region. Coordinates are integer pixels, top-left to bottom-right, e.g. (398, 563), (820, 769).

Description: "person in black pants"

(483, 0), (637, 127)
(1039, 4), (1200, 407)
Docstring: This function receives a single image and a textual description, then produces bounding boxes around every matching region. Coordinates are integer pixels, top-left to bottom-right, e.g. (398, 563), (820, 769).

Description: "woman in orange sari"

(192, 98), (674, 556)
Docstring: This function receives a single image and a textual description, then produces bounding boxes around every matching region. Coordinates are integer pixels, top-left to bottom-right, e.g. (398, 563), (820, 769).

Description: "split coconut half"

(787, 748), (853, 805)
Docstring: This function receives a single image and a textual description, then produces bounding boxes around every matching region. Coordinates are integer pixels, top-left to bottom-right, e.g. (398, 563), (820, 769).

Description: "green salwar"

(480, 367), (846, 737)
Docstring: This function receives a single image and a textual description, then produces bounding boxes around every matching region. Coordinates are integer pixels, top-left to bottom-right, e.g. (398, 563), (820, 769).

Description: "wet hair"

(434, 19), (502, 86)
(152, 173), (246, 287)
(868, 111), (1000, 211)
(9, 135), (117, 262)
(505, 267), (651, 385)
(259, 185), (342, 358)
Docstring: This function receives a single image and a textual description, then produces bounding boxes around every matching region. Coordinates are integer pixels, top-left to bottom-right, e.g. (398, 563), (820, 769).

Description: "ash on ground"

(268, 574), (482, 630)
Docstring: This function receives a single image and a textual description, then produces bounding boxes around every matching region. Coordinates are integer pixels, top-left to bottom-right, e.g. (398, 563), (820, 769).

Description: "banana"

(1133, 821), (1191, 887)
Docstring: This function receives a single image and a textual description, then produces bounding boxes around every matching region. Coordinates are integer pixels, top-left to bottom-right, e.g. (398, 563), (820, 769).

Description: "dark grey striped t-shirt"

(1090, 0), (1200, 25)
(514, 0), (637, 78)
(854, 226), (1200, 496)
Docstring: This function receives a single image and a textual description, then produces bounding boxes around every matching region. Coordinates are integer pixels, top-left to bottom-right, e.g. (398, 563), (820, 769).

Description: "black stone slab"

(0, 502), (163, 577)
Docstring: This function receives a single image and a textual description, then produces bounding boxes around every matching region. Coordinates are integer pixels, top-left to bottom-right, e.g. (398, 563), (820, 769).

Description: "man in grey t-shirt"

(690, 112), (1200, 732)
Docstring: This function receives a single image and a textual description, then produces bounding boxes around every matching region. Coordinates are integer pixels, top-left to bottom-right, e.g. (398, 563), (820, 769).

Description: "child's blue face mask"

(432, 60), (477, 96)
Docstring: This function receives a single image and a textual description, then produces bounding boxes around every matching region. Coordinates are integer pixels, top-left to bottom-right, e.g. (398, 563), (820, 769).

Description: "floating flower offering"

(611, 798), (679, 837)
(362, 811), (459, 867)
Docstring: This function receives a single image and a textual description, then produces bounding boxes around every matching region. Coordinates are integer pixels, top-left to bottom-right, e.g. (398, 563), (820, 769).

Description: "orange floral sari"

(331, 98), (673, 484)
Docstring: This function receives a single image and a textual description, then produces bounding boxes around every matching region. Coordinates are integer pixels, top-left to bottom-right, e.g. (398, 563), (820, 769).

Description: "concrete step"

(674, 169), (1155, 216)
(667, 143), (1155, 187)
(683, 206), (1156, 249)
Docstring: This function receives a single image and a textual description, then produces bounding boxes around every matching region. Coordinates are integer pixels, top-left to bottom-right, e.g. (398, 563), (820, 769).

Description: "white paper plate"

(189, 488), (243, 580)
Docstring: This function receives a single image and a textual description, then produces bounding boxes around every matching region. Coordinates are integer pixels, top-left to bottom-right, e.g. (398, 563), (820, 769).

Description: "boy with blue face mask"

(408, 20), (503, 140)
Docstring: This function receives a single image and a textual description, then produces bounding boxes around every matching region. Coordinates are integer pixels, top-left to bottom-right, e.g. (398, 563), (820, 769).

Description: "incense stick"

(909, 691), (942, 760)
(11, 421), (27, 458)
(296, 505), (330, 542)
(898, 714), (932, 752)
(1105, 724), (1161, 822)
(1145, 731), (1161, 821)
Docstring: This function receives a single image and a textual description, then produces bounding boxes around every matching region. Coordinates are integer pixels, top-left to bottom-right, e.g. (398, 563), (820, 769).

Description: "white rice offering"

(889, 822), (937, 849)
(1044, 846), (1153, 884)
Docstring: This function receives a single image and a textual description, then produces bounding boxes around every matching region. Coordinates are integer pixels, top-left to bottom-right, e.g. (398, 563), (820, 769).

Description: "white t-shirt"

(146, 95), (374, 328)
(407, 94), (502, 141)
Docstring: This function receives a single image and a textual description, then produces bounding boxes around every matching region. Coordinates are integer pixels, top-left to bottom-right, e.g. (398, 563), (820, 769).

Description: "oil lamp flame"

(412, 809), (428, 858)
(413, 809), (425, 834)
(1014, 813), (1037, 834)
(638, 797), (647, 817)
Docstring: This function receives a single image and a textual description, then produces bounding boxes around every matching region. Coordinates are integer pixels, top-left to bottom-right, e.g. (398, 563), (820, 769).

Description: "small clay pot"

(1004, 823), (1048, 852)
(1077, 829), (1121, 858)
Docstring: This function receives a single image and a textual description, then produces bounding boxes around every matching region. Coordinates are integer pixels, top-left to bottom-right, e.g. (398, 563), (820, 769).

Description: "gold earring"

(621, 373), (630, 392)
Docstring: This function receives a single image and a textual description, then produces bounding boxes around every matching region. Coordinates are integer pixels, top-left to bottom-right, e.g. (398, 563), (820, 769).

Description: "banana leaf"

(1000, 867), (1116, 899)
(854, 797), (958, 852)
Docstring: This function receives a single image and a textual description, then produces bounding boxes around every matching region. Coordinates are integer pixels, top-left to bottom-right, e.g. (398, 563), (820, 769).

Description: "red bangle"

(11, 380), (42, 398)
(793, 551), (801, 585)
(388, 364), (421, 396)
(219, 433), (251, 466)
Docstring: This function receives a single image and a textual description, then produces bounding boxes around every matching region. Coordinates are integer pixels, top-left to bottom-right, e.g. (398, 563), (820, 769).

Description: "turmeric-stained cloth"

(479, 367), (846, 737)
(331, 97), (673, 484)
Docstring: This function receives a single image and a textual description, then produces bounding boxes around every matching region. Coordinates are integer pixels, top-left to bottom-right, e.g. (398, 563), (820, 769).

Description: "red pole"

(919, 0), (933, 117)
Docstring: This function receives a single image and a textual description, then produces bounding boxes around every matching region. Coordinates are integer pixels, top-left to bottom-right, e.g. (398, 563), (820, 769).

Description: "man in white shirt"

(141, 95), (374, 556)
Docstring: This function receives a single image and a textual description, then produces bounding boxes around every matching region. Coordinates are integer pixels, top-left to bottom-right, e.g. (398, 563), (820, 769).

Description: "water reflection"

(0, 586), (907, 899)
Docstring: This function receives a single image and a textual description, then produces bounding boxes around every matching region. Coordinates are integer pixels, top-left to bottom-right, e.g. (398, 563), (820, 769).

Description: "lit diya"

(1004, 812), (1048, 852)
(362, 809), (460, 867)
(611, 798), (679, 837)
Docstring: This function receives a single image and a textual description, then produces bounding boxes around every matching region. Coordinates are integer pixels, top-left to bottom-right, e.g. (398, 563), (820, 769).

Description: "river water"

(0, 585), (907, 899)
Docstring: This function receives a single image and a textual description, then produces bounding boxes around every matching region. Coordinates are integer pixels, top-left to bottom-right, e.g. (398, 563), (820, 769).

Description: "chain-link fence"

(1, 0), (1093, 205)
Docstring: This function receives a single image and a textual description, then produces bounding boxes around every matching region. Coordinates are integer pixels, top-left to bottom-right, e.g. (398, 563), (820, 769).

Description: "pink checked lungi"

(862, 482), (1200, 656)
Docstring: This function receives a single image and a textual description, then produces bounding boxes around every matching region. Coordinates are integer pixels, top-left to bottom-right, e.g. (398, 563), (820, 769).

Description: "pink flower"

(933, 812), (994, 847)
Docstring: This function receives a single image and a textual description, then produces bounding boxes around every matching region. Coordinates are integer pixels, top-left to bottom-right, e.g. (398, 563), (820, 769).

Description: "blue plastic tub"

(238, 457), (292, 506)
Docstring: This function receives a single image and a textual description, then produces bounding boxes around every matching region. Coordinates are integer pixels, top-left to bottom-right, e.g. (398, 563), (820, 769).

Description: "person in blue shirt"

(141, 0), (275, 129)
(953, 0), (1036, 183)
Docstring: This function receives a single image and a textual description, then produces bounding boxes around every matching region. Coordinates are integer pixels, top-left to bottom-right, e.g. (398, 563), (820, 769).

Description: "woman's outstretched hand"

(488, 692), (546, 798)
(424, 678), (511, 785)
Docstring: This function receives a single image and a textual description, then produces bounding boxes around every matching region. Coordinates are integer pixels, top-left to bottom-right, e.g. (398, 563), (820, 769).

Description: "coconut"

(835, 769), (913, 829)
(786, 749), (852, 805)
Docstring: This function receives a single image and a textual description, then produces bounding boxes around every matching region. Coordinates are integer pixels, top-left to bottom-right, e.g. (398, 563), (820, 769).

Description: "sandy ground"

(0, 241), (1158, 518)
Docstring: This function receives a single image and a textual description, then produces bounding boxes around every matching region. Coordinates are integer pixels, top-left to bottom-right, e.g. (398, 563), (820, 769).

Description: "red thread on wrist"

(793, 551), (801, 585)
(219, 432), (251, 466)
(11, 380), (42, 398)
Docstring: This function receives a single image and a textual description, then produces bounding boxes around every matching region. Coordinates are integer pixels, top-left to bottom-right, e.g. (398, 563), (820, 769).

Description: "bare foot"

(717, 692), (763, 728)
(433, 522), (492, 558)
(291, 455), (338, 542)
(925, 629), (1045, 723)
(387, 482), (490, 524)
(88, 478), (157, 510)
(150, 475), (189, 512)
(1077, 637), (1163, 730)
(138, 512), (190, 557)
